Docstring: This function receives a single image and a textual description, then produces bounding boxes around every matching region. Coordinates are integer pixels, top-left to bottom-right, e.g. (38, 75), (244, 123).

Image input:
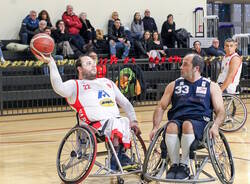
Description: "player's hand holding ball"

(30, 33), (55, 63)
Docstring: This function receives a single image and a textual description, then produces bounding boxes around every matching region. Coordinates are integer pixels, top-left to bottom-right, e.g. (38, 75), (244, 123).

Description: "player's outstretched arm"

(36, 54), (76, 99)
(150, 81), (175, 140)
(209, 81), (225, 139)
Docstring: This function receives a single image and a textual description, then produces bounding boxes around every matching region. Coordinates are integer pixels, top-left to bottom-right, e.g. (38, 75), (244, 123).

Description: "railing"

(0, 57), (249, 116)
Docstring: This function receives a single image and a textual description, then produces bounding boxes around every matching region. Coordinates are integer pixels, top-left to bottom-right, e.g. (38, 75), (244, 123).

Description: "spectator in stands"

(34, 20), (47, 34)
(131, 12), (144, 41)
(142, 9), (157, 33)
(206, 38), (225, 56)
(108, 11), (119, 30)
(192, 40), (206, 57)
(53, 20), (74, 58)
(134, 31), (151, 58)
(161, 14), (176, 48)
(87, 50), (98, 64)
(148, 31), (166, 58)
(43, 27), (64, 75)
(38, 10), (52, 28)
(19, 10), (39, 44)
(0, 46), (5, 63)
(62, 5), (85, 53)
(79, 12), (96, 46)
(108, 19), (130, 58)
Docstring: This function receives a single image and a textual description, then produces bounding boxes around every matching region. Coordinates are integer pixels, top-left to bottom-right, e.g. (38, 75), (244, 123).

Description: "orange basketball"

(30, 33), (54, 57)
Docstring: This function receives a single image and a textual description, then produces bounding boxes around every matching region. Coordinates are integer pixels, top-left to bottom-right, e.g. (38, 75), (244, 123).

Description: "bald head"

(212, 38), (219, 49)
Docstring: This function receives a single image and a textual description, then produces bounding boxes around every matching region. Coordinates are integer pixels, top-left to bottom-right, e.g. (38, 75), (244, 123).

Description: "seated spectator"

(87, 51), (98, 63)
(62, 5), (85, 53)
(192, 40), (206, 57)
(142, 9), (157, 33)
(206, 38), (225, 56)
(43, 27), (64, 75)
(131, 12), (144, 40)
(19, 10), (39, 44)
(108, 19), (130, 58)
(38, 10), (52, 28)
(0, 46), (5, 63)
(79, 12), (96, 45)
(34, 20), (47, 34)
(148, 31), (166, 58)
(53, 20), (74, 58)
(161, 14), (176, 48)
(134, 31), (151, 58)
(108, 11), (119, 31)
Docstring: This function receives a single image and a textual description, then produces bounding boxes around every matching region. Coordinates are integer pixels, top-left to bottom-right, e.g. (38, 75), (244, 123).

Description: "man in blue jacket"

(19, 10), (39, 44)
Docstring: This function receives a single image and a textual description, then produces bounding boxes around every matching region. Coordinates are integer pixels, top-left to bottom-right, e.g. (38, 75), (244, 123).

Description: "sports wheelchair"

(56, 113), (147, 184)
(220, 93), (247, 132)
(142, 122), (235, 184)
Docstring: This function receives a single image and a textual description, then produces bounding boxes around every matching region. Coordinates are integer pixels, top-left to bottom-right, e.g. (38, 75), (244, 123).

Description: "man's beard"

(83, 72), (96, 80)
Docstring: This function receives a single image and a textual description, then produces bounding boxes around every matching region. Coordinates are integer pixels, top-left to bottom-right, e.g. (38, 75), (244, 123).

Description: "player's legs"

(165, 121), (181, 179)
(176, 120), (195, 180)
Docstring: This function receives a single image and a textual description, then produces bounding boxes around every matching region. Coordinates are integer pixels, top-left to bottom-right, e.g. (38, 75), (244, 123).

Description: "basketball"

(30, 33), (54, 57)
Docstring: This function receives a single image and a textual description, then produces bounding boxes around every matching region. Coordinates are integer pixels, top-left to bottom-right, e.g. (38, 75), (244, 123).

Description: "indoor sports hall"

(0, 0), (249, 183)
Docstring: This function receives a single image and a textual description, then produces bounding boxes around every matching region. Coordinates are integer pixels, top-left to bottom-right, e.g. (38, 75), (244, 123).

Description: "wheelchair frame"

(56, 114), (147, 184)
(220, 93), (247, 132)
(142, 122), (235, 184)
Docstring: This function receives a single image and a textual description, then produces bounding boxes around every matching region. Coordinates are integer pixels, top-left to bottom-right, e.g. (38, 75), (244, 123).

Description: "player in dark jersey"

(149, 54), (225, 180)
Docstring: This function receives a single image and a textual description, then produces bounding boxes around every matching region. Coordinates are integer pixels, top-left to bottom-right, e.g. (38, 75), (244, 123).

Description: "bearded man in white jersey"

(37, 53), (141, 171)
(217, 38), (242, 94)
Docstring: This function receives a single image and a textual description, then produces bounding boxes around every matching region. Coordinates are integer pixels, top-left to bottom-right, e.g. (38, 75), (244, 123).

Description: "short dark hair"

(75, 55), (86, 76)
(192, 54), (204, 73)
(167, 14), (173, 19)
(224, 38), (235, 44)
(193, 40), (201, 47)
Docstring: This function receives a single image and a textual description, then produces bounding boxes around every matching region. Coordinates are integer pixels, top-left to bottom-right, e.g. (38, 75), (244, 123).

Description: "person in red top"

(62, 5), (85, 53)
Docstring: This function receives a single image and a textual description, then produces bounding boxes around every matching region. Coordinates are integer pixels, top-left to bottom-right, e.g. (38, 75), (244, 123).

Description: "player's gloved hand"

(149, 127), (158, 141)
(209, 123), (219, 139)
(35, 53), (54, 64)
(130, 120), (141, 135)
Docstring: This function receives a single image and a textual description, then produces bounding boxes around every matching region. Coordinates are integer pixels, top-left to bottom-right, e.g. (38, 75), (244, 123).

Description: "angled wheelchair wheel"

(206, 127), (235, 184)
(142, 126), (167, 181)
(220, 93), (247, 132)
(56, 125), (97, 184)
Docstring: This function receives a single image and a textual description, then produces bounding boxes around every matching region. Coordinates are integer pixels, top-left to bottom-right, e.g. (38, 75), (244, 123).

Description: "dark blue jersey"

(167, 77), (213, 122)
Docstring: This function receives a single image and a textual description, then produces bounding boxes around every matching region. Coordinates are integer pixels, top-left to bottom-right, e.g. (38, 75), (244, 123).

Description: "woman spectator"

(79, 12), (96, 45)
(108, 11), (119, 30)
(148, 31), (166, 58)
(131, 12), (144, 40)
(161, 14), (176, 48)
(53, 20), (74, 58)
(192, 40), (206, 57)
(38, 10), (52, 28)
(134, 31), (151, 58)
(148, 31), (166, 69)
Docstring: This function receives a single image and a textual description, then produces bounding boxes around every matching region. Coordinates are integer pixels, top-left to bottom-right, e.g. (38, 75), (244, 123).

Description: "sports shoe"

(166, 164), (178, 179)
(175, 163), (190, 180)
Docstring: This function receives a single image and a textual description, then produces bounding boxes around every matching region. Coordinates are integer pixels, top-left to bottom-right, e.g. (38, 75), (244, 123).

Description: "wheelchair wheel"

(130, 131), (147, 163)
(142, 126), (167, 181)
(206, 127), (235, 184)
(56, 125), (97, 184)
(220, 93), (247, 132)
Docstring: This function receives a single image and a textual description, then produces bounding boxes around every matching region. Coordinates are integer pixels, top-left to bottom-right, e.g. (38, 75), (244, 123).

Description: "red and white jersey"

(68, 78), (121, 123)
(217, 53), (242, 94)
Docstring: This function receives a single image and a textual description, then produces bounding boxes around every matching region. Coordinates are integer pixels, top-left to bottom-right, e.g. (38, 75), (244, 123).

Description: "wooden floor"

(0, 103), (249, 184)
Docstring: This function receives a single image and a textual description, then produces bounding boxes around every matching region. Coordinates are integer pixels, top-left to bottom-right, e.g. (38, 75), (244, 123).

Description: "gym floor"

(0, 103), (249, 184)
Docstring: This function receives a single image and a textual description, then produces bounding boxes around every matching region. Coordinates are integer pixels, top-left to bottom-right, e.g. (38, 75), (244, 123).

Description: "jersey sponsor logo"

(98, 90), (110, 99)
(203, 116), (210, 122)
(196, 86), (207, 95)
(99, 98), (114, 107)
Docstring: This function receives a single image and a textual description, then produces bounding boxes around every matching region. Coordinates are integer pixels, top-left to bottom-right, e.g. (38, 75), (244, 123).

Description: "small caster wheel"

(117, 177), (124, 184)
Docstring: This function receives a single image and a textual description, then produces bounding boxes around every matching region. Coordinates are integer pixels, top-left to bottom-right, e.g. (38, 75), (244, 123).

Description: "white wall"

(0, 0), (206, 40)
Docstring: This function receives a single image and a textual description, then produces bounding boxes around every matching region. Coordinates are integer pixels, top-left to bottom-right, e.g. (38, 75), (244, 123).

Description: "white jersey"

(217, 53), (242, 94)
(68, 78), (121, 124)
